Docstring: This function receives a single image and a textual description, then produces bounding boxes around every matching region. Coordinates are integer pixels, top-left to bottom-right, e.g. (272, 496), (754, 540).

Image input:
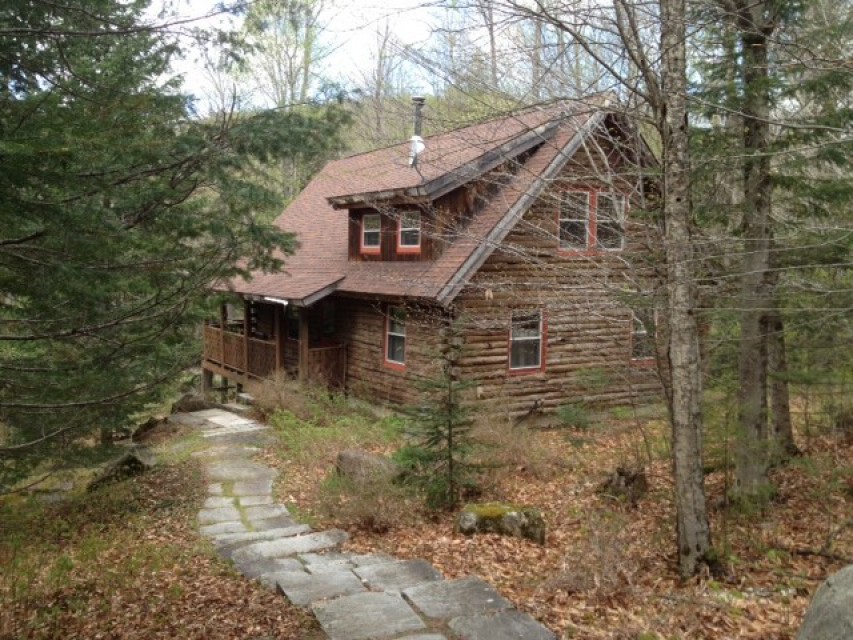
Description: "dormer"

(328, 98), (562, 264)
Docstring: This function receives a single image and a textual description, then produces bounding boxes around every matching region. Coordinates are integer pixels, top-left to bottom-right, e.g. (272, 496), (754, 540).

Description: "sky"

(153, 0), (438, 106)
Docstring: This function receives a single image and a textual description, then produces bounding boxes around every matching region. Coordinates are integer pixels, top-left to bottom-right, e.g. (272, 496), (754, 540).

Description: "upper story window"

(398, 211), (421, 252)
(558, 190), (626, 252)
(559, 192), (591, 250)
(509, 310), (544, 372)
(385, 307), (406, 368)
(361, 213), (381, 253)
(597, 193), (626, 250)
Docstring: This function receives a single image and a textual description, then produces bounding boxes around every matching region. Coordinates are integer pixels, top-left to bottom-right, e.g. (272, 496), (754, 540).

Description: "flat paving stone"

(313, 591), (426, 640)
(206, 459), (276, 483)
(203, 496), (235, 508)
(198, 506), (242, 524)
(232, 478), (274, 496)
(244, 504), (290, 521)
(299, 552), (356, 574)
(235, 557), (305, 580)
(231, 529), (349, 564)
(274, 570), (366, 606)
(199, 521), (248, 537)
(355, 559), (442, 593)
(397, 636), (447, 640)
(448, 610), (556, 640)
(213, 524), (312, 546)
(252, 515), (299, 531)
(238, 495), (274, 506)
(403, 577), (511, 620)
(207, 483), (224, 495)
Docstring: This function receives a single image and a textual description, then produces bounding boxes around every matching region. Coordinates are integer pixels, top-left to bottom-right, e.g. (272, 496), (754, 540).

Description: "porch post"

(274, 303), (283, 372)
(242, 298), (250, 374)
(298, 308), (310, 383)
(219, 303), (226, 369)
(201, 368), (213, 399)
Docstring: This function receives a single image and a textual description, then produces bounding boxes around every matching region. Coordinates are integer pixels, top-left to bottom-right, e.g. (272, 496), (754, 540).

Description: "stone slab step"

(251, 515), (300, 531)
(243, 504), (290, 521)
(232, 478), (274, 496)
(199, 521), (248, 537)
(448, 610), (556, 640)
(203, 496), (236, 509)
(235, 557), (305, 580)
(274, 570), (366, 606)
(230, 529), (349, 564)
(198, 505), (241, 525)
(403, 577), (511, 620)
(313, 591), (427, 640)
(237, 495), (273, 506)
(354, 559), (442, 593)
(213, 524), (312, 546)
(297, 552), (392, 575)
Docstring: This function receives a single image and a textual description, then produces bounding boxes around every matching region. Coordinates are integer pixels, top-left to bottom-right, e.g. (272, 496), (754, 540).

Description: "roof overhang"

(223, 275), (345, 308)
(326, 120), (562, 210)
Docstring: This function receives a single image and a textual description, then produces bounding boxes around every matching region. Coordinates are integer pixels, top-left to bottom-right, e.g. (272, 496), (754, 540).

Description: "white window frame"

(385, 307), (406, 366)
(596, 192), (626, 251)
(509, 310), (543, 371)
(558, 191), (591, 250)
(361, 213), (381, 252)
(398, 210), (421, 250)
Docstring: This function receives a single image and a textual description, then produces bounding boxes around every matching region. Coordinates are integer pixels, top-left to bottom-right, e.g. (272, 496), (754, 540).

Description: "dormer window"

(398, 211), (421, 252)
(361, 213), (381, 253)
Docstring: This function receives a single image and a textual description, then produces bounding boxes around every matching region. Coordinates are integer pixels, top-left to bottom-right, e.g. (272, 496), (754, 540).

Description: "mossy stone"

(456, 503), (546, 545)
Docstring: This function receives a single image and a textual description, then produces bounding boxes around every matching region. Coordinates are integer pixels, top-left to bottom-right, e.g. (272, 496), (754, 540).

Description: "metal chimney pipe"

(412, 96), (425, 137)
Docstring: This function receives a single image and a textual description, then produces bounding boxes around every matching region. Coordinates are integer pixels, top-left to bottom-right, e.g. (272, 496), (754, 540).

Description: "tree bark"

(767, 307), (798, 459)
(660, 0), (712, 578)
(734, 3), (774, 499)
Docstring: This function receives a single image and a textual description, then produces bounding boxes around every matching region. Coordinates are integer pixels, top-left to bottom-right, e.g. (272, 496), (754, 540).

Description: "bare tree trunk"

(767, 306), (798, 459)
(660, 0), (712, 578)
(734, 3), (773, 499)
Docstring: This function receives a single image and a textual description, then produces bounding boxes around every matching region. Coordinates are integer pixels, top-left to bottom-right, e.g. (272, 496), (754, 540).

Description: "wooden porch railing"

(203, 324), (345, 387)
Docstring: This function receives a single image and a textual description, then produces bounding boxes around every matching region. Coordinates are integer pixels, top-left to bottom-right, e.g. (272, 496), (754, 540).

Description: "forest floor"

(0, 423), (322, 640)
(258, 389), (853, 640)
(1, 394), (850, 640)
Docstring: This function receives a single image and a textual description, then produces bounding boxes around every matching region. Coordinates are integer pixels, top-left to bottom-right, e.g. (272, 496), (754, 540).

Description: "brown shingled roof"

(227, 101), (605, 306)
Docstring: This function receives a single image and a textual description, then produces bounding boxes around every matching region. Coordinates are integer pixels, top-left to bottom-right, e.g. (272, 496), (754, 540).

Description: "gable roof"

(226, 100), (608, 307)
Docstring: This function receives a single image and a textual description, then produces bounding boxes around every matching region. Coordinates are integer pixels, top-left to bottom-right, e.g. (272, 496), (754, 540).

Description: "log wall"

(452, 127), (662, 416)
(335, 296), (446, 406)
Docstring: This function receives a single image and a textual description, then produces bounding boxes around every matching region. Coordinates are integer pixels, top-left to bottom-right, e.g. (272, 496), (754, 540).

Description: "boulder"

(87, 449), (155, 492)
(456, 503), (546, 545)
(797, 564), (853, 640)
(335, 449), (399, 484)
(171, 393), (217, 414)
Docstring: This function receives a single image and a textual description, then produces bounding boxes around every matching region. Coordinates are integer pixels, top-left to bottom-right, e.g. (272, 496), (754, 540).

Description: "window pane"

(559, 192), (589, 249)
(400, 228), (420, 246)
(388, 308), (406, 335)
(363, 214), (381, 231)
(363, 230), (380, 247)
(597, 193), (625, 250)
(559, 220), (586, 248)
(597, 222), (624, 249)
(401, 211), (420, 228)
(512, 314), (540, 339)
(632, 310), (655, 359)
(511, 339), (541, 369)
(387, 334), (405, 363)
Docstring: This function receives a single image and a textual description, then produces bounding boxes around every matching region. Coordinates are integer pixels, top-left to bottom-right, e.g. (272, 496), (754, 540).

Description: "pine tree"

(0, 0), (350, 489)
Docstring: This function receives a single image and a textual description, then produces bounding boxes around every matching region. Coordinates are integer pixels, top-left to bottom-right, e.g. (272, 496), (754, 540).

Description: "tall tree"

(0, 0), (350, 489)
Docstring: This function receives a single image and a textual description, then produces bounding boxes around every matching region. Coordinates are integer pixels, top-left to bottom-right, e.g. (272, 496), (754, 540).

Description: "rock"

(599, 466), (648, 505)
(87, 449), (154, 492)
(335, 449), (398, 483)
(171, 392), (217, 414)
(456, 503), (546, 545)
(797, 564), (853, 640)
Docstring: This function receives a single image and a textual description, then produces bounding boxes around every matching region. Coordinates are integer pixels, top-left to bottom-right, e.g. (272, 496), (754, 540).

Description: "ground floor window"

(631, 308), (656, 361)
(510, 310), (543, 371)
(385, 306), (406, 367)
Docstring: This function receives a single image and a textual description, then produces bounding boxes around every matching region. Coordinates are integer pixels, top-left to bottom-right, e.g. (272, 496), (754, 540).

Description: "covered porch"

(201, 296), (346, 393)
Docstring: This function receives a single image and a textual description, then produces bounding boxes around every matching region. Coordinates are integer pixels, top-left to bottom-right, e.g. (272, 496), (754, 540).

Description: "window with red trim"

(558, 190), (626, 251)
(361, 214), (381, 253)
(398, 211), (421, 252)
(385, 307), (406, 367)
(509, 310), (543, 371)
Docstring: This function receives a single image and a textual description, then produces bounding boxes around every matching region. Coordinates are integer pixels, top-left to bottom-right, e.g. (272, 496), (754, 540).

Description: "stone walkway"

(172, 408), (555, 640)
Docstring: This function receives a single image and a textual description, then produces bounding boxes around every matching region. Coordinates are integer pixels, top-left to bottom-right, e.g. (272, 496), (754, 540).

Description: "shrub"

(557, 403), (591, 430)
(315, 472), (418, 533)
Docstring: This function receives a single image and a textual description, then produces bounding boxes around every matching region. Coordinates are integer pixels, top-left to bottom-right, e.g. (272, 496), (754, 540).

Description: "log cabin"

(202, 97), (662, 416)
